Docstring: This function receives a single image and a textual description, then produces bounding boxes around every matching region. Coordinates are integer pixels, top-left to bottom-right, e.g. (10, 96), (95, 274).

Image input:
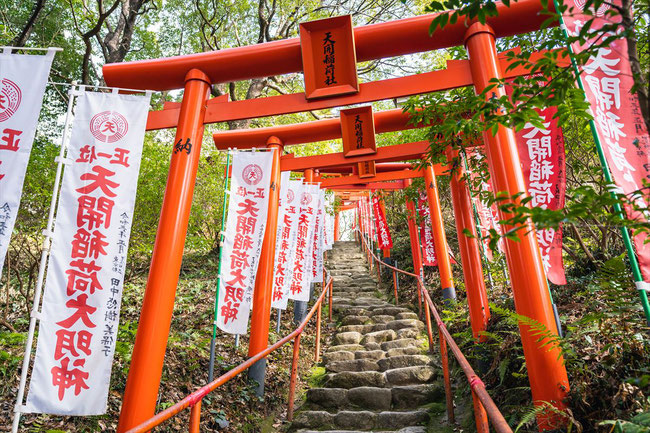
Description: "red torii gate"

(103, 2), (568, 430)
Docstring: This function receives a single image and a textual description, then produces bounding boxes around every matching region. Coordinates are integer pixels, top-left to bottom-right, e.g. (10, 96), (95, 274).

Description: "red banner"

(371, 195), (393, 249)
(417, 193), (456, 266)
(506, 84), (568, 285)
(466, 151), (504, 260)
(563, 0), (650, 280)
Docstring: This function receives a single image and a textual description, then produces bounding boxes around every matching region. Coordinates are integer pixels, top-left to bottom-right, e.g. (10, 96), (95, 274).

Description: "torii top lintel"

(103, 0), (553, 91)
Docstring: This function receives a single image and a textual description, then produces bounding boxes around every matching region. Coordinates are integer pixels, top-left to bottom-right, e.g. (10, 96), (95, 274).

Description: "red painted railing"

(125, 274), (333, 433)
(125, 236), (510, 433)
(357, 232), (512, 433)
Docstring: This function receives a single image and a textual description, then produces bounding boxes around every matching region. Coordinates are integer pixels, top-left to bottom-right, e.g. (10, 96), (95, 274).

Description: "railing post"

(392, 268), (398, 304)
(315, 302), (322, 362)
(117, 69), (210, 432)
(328, 279), (333, 322)
(189, 401), (202, 433)
(287, 334), (302, 421)
(439, 329), (455, 424)
(376, 257), (381, 283)
(423, 290), (434, 352)
(472, 391), (490, 433)
(465, 22), (569, 428)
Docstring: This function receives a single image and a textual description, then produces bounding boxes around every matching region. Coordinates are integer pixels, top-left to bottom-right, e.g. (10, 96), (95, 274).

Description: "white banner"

(311, 190), (325, 283)
(270, 172), (292, 310)
(323, 193), (334, 250)
(0, 50), (54, 276)
(216, 150), (274, 335)
(288, 183), (318, 302)
(26, 90), (150, 415)
(273, 180), (305, 309)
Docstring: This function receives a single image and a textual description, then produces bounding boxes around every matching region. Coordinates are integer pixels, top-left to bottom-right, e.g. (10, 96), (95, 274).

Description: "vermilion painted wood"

(146, 50), (563, 130)
(117, 70), (211, 433)
(447, 148), (490, 342)
(214, 108), (415, 149)
(315, 163), (413, 175)
(248, 138), (282, 360)
(281, 142), (427, 172)
(423, 165), (455, 297)
(358, 160), (377, 178)
(465, 23), (569, 429)
(334, 212), (340, 241)
(341, 106), (376, 156)
(327, 180), (406, 190)
(404, 178), (423, 315)
(316, 168), (430, 187)
(300, 15), (359, 100)
(104, 0), (554, 91)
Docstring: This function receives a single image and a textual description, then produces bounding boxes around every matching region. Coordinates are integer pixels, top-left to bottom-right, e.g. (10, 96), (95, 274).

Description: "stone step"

(306, 384), (443, 412)
(292, 410), (429, 431)
(324, 365), (436, 389)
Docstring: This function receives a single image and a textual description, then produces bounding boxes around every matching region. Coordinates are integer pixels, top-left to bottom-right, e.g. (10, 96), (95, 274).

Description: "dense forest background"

(1, 0), (649, 431)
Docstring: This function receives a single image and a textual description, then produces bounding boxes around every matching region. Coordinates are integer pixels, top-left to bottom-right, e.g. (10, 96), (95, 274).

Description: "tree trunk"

(12, 0), (47, 47)
(620, 0), (650, 132)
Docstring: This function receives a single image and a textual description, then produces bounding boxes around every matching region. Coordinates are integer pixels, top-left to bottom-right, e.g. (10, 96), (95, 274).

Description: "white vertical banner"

(312, 189), (325, 283)
(25, 90), (151, 415)
(273, 179), (305, 310)
(0, 49), (55, 276)
(270, 171), (291, 310)
(324, 193), (334, 250)
(216, 150), (274, 335)
(288, 183), (318, 302)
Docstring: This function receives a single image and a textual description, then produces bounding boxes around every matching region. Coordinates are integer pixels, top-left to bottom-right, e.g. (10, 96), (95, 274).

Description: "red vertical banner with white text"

(466, 150), (504, 259)
(372, 194), (393, 249)
(506, 84), (567, 285)
(216, 150), (274, 335)
(563, 0), (650, 280)
(418, 193), (437, 266)
(25, 90), (150, 415)
(0, 50), (54, 276)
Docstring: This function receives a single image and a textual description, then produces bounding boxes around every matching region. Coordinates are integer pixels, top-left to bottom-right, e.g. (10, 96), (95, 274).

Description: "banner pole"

(552, 0), (650, 324)
(12, 82), (78, 433)
(208, 150), (231, 383)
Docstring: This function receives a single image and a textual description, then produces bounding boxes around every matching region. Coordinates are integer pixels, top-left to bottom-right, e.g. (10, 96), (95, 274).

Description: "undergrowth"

(1, 252), (331, 432)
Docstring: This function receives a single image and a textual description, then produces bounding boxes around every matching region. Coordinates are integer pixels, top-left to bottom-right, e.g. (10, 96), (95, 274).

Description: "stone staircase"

(290, 241), (444, 433)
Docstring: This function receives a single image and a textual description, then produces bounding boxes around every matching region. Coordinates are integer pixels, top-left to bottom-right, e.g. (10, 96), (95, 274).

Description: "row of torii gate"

(103, 2), (569, 430)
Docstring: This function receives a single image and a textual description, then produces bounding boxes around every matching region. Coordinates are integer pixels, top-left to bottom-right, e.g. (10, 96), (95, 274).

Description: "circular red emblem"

(301, 192), (312, 205)
(0, 78), (22, 122)
(242, 164), (263, 186)
(90, 111), (128, 143)
(287, 188), (295, 203)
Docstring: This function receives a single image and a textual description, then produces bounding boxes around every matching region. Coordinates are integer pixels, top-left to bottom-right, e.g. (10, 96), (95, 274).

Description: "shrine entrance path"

(290, 241), (451, 433)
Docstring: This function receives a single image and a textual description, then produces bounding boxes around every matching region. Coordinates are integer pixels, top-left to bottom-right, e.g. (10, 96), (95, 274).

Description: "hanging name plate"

(300, 15), (359, 100)
(358, 160), (377, 178)
(341, 106), (376, 157)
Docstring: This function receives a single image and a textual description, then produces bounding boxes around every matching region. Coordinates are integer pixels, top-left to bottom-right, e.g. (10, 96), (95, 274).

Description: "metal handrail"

(356, 229), (512, 433)
(125, 274), (334, 433)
